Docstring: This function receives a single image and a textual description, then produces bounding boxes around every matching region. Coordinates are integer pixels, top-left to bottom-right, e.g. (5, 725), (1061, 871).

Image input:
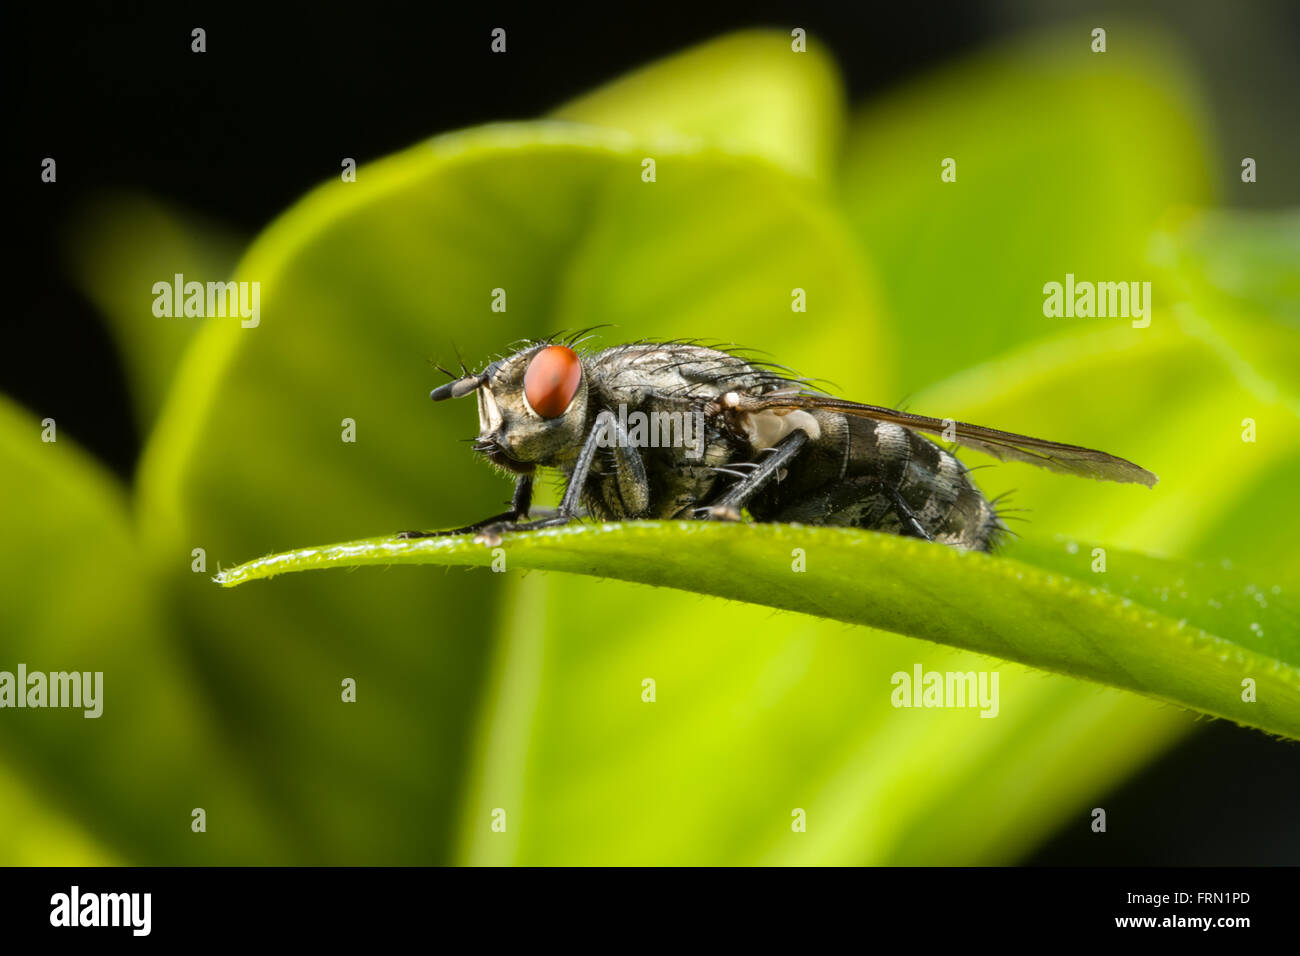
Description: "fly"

(400, 335), (1157, 551)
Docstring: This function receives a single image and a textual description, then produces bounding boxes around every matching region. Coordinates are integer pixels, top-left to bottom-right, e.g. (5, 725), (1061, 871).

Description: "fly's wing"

(735, 393), (1158, 487)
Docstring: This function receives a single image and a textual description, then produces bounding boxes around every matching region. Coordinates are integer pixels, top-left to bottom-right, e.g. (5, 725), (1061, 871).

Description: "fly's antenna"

(430, 344), (487, 401)
(431, 375), (486, 401)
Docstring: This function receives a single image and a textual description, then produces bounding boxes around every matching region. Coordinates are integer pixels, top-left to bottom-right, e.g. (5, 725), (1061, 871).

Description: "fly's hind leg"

(883, 485), (934, 542)
(767, 475), (934, 542)
(697, 429), (810, 521)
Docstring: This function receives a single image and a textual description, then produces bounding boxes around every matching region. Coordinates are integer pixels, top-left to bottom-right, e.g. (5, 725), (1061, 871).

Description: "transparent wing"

(735, 393), (1158, 487)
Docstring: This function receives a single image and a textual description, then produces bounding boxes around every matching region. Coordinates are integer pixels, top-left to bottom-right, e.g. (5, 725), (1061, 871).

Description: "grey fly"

(401, 335), (1157, 551)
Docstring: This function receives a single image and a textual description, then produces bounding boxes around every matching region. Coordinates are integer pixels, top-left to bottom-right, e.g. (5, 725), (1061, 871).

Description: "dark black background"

(10, 0), (1300, 866)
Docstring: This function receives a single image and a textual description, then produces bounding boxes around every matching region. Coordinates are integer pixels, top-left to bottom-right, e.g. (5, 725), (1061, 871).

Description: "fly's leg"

(396, 474), (535, 539)
(885, 485), (934, 542)
(696, 428), (809, 521)
(764, 474), (934, 543)
(531, 408), (619, 527)
(608, 421), (651, 516)
(474, 410), (649, 543)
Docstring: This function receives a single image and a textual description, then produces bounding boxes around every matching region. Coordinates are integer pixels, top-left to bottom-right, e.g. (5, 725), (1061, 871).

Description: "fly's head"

(431, 344), (589, 473)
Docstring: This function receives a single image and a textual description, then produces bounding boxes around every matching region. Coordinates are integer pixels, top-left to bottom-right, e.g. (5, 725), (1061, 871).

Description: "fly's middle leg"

(697, 428), (810, 521)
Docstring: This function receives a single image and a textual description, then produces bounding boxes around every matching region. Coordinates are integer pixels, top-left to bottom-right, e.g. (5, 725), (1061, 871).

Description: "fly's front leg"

(396, 474), (534, 539)
(697, 428), (809, 521)
(474, 409), (648, 543)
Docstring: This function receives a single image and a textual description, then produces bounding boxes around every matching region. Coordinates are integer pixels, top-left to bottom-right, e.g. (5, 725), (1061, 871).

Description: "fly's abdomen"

(747, 414), (1004, 550)
(847, 418), (1004, 551)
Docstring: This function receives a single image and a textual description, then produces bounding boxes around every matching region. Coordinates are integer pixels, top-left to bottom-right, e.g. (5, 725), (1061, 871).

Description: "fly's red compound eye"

(523, 345), (582, 418)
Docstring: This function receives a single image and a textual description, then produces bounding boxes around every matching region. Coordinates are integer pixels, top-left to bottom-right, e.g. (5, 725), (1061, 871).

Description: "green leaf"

(1148, 207), (1300, 416)
(0, 399), (288, 863)
(552, 29), (845, 180)
(62, 191), (243, 428)
(0, 764), (119, 864)
(1152, 208), (1300, 328)
(838, 26), (1214, 394)
(215, 522), (1300, 740)
(453, 572), (1187, 865)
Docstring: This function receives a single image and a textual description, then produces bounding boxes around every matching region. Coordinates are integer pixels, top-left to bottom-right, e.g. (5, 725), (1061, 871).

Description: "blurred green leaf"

(456, 573), (1187, 865)
(0, 399), (288, 863)
(1149, 207), (1300, 417)
(63, 191), (243, 428)
(552, 29), (845, 180)
(1152, 208), (1300, 327)
(838, 26), (1214, 394)
(0, 764), (118, 865)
